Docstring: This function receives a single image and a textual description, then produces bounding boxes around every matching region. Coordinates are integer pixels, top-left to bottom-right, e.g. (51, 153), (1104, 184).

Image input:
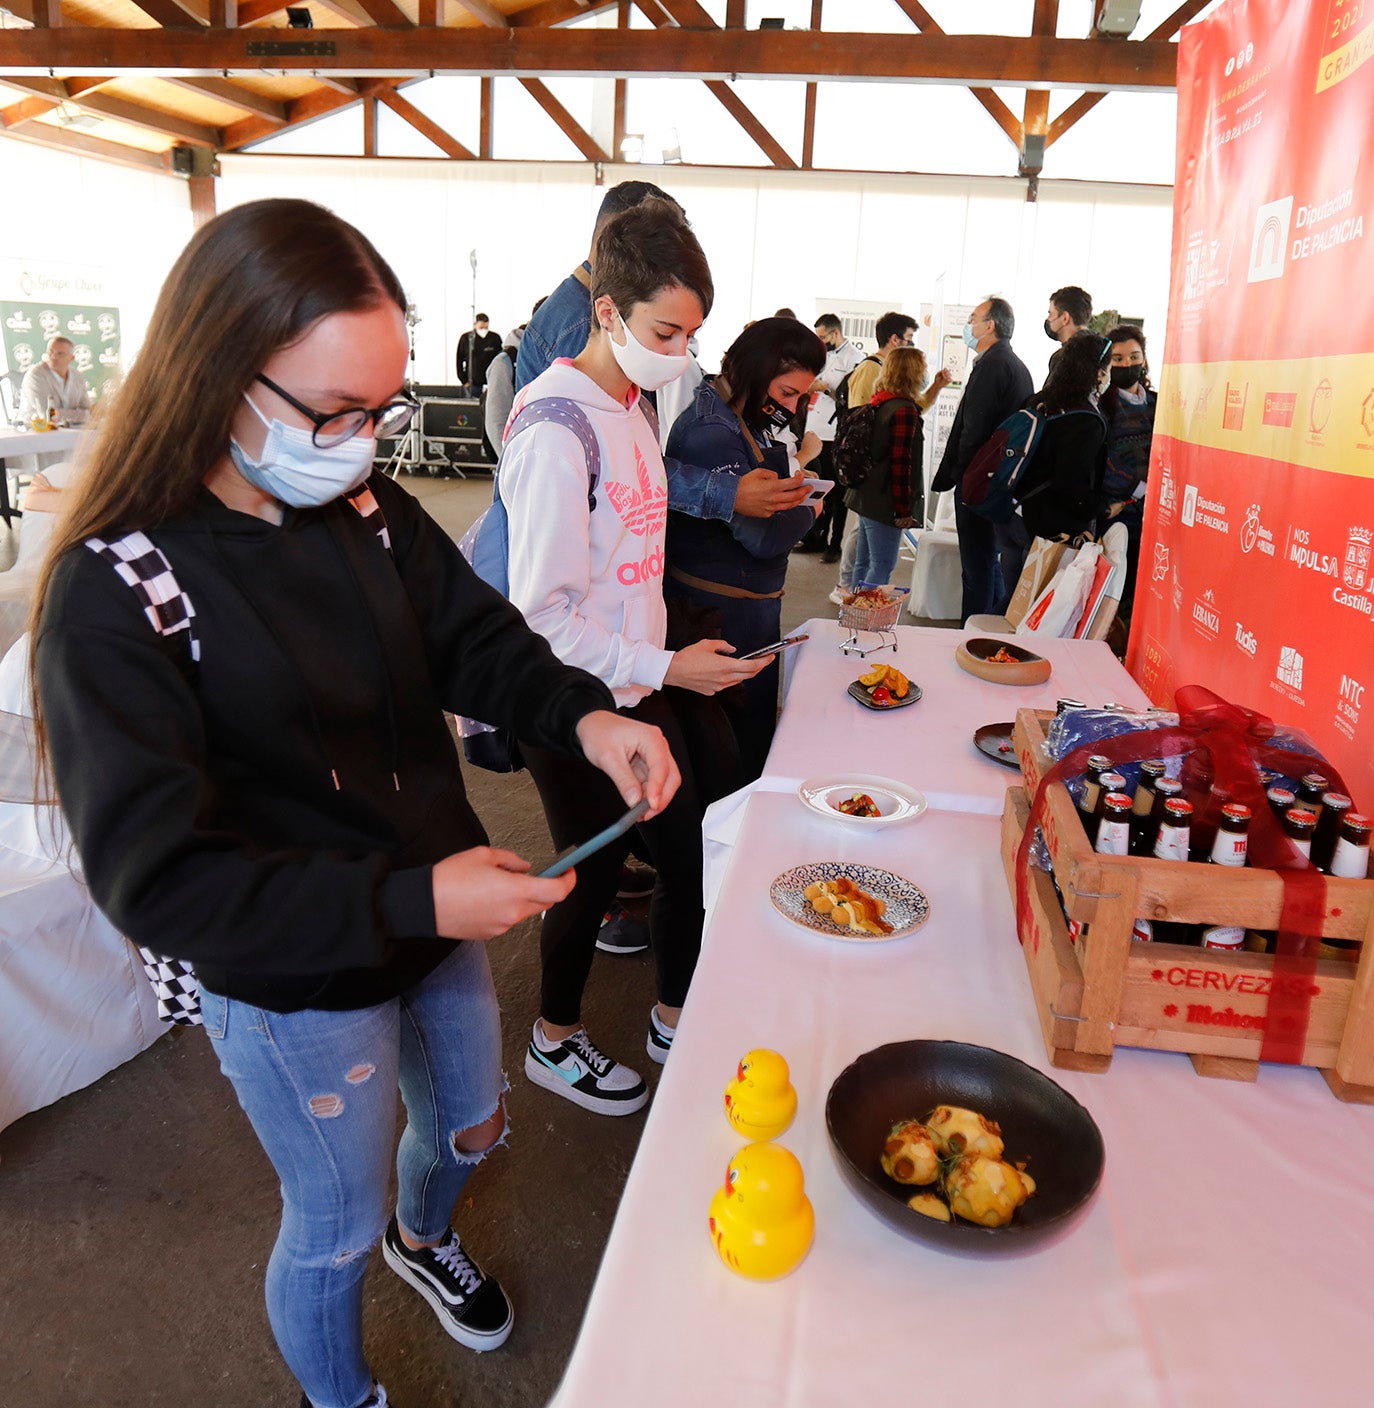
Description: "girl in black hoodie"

(31, 199), (679, 1408)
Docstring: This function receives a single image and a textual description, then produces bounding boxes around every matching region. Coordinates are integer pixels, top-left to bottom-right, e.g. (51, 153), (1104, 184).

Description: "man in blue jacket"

(931, 296), (1033, 623)
(515, 180), (807, 526)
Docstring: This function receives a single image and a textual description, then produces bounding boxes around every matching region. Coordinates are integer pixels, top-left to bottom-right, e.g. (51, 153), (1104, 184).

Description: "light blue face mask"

(962, 321), (981, 349)
(229, 392), (376, 508)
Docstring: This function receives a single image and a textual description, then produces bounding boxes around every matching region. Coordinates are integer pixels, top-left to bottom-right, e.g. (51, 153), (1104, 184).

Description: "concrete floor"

(0, 471), (955, 1408)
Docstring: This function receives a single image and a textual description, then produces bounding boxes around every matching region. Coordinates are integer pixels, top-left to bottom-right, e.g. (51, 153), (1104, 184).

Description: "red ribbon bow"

(1016, 686), (1350, 1065)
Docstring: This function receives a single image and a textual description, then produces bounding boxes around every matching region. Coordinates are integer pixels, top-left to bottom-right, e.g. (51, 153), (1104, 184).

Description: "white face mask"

(606, 307), (689, 391)
(229, 393), (376, 508)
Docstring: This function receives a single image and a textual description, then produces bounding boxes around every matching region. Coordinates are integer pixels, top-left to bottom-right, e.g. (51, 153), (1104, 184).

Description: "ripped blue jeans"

(199, 940), (505, 1408)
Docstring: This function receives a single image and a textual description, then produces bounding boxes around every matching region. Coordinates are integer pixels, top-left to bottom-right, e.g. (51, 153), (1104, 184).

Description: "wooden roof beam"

(223, 75), (374, 148)
(519, 76), (609, 161)
(125, 0), (207, 29)
(641, 0), (798, 169)
(352, 0), (414, 26)
(0, 118), (170, 171)
(890, 0), (1023, 152)
(364, 80), (476, 156)
(2, 75), (223, 145)
(0, 29), (1181, 89)
(1047, 0), (1211, 147)
(1020, 0), (1057, 175)
(163, 75), (290, 122)
(453, 0), (508, 24)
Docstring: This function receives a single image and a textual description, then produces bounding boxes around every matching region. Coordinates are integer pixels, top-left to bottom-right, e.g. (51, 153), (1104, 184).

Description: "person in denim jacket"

(665, 318), (826, 778)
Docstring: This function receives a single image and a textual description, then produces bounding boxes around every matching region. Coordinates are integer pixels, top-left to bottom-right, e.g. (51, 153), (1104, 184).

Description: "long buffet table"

(551, 621), (1374, 1408)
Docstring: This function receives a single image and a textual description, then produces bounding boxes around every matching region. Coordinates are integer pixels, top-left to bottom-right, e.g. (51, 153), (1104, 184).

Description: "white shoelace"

(568, 1029), (614, 1076)
(433, 1237), (483, 1298)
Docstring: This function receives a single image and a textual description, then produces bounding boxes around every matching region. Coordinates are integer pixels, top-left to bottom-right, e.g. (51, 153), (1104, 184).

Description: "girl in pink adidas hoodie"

(501, 199), (769, 1117)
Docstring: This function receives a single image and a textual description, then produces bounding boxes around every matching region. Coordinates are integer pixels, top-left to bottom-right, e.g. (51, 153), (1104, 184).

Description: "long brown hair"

(28, 198), (406, 778)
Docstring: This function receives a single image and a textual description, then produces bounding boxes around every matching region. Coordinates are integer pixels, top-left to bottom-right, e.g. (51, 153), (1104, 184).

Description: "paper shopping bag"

(1005, 536), (1071, 628)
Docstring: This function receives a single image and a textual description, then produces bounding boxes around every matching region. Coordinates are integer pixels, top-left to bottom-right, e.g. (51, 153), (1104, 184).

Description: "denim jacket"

(514, 263), (737, 523)
(665, 381), (815, 596)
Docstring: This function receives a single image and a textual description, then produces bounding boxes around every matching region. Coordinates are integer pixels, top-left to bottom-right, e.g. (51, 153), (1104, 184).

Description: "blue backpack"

(961, 406), (1098, 523)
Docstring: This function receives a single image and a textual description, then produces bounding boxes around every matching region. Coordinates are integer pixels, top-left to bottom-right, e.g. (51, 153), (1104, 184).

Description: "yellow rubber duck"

(707, 1143), (814, 1281)
(723, 1048), (797, 1141)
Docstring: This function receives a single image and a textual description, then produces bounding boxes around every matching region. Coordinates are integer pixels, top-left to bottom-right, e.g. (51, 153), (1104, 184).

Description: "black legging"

(523, 692), (705, 1027)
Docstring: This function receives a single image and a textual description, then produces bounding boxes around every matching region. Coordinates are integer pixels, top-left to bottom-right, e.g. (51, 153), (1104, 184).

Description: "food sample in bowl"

(907, 1192), (952, 1222)
(803, 876), (894, 936)
(835, 792), (881, 818)
(925, 1105), (1006, 1160)
(854, 663), (912, 707)
(843, 586), (902, 608)
(880, 1120), (939, 1185)
(987, 646), (1020, 663)
(942, 1154), (1036, 1228)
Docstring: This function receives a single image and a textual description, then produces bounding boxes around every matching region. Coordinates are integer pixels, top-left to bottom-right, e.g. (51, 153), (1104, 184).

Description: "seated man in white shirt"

(19, 336), (93, 427)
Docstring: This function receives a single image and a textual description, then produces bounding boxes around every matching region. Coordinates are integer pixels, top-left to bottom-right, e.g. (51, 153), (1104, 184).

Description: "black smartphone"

(537, 798), (651, 879)
(738, 633), (810, 662)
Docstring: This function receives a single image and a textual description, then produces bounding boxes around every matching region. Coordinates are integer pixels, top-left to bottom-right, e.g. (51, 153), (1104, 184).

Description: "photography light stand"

(380, 301), (463, 479)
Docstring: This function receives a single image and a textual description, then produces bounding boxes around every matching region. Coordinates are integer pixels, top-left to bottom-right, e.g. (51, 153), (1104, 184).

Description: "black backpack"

(832, 396), (912, 491)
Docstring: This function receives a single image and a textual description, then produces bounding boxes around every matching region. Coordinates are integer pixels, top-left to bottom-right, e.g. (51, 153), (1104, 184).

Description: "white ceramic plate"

(770, 861), (931, 943)
(797, 775), (928, 827)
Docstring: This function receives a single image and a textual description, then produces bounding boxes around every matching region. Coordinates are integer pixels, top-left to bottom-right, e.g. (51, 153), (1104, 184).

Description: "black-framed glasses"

(255, 373), (418, 448)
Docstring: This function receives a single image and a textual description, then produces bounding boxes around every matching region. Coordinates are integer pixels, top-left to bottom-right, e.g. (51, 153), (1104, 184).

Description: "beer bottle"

(1207, 802), (1251, 867)
(1197, 802), (1250, 950)
(1128, 760), (1167, 857)
(1266, 785), (1296, 819)
(1281, 806), (1318, 862)
(1311, 791), (1353, 874)
(1295, 772), (1329, 817)
(1133, 797), (1194, 943)
(1328, 813), (1372, 880)
(1078, 755), (1112, 846)
(1095, 792), (1133, 856)
(45, 397), (57, 429)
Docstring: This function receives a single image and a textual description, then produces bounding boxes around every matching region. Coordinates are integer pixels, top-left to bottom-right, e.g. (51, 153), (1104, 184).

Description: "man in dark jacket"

(456, 314), (502, 393)
(931, 296), (1033, 622)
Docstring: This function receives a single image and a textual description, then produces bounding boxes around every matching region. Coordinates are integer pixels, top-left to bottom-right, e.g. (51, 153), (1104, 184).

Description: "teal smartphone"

(537, 798), (651, 879)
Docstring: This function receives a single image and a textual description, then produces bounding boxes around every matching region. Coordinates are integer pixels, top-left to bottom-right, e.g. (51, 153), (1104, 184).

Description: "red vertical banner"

(1128, 0), (1374, 811)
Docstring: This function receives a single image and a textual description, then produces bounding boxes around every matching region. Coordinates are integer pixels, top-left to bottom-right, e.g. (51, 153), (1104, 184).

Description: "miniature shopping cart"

(837, 585), (908, 657)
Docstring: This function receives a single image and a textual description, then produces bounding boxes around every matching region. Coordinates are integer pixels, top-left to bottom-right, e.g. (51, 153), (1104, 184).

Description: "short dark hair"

(596, 180), (680, 228)
(475, 312), (489, 323)
(1039, 331), (1108, 414)
(1050, 285), (1093, 327)
(774, 307), (798, 320)
(590, 197), (714, 330)
(814, 313), (842, 334)
(985, 296), (1014, 340)
(875, 311), (916, 347)
(720, 316), (826, 425)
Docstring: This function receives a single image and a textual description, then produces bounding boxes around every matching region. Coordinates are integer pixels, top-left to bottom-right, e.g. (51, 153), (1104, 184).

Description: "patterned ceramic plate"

(798, 775), (928, 827)
(770, 861), (931, 943)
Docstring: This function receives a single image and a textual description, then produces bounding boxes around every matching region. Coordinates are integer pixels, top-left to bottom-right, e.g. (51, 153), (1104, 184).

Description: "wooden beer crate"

(998, 708), (1374, 1101)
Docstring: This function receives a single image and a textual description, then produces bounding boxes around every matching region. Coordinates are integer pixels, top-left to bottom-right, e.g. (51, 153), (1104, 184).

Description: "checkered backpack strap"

(85, 528), (203, 1026)
(344, 483), (391, 553)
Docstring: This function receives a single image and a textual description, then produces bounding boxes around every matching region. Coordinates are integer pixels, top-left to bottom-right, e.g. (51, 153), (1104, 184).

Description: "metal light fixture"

(286, 6), (313, 27)
(620, 133), (644, 163)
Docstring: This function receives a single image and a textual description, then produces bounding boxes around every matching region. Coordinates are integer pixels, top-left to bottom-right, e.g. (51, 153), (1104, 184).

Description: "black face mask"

(1109, 364), (1145, 389)
(1044, 318), (1062, 343)
(759, 398), (794, 432)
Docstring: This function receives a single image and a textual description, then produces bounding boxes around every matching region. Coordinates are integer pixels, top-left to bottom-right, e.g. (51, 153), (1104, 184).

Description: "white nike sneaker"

(524, 1021), (649, 1116)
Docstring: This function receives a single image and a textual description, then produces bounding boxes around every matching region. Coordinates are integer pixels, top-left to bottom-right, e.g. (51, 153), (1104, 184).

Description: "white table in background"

(771, 619), (1150, 814)
(0, 426), (82, 527)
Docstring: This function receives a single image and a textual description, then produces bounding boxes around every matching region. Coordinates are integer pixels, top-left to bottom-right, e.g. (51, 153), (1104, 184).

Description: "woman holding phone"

(32, 198), (676, 1408)
(501, 199), (768, 1116)
(664, 317), (826, 779)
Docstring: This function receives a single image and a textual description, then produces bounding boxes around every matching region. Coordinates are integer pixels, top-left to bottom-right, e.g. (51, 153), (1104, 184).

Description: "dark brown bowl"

(825, 1040), (1104, 1254)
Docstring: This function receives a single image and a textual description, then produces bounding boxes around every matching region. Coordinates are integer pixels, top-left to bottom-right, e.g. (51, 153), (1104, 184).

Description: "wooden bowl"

(955, 637), (1052, 686)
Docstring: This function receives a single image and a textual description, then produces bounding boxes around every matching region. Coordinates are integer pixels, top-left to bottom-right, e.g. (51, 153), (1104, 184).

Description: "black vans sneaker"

(299, 1386), (388, 1408)
(524, 1022), (649, 1115)
(381, 1217), (513, 1352)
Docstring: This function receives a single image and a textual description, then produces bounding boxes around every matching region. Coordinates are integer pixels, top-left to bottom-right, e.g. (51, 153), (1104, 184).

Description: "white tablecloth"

(0, 427), (83, 459)
(770, 620), (1150, 814)
(552, 629), (1374, 1408)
